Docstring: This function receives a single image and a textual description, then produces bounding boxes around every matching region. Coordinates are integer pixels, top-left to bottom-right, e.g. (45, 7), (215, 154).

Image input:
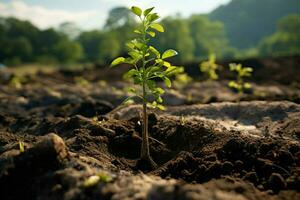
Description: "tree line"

(0, 7), (299, 66)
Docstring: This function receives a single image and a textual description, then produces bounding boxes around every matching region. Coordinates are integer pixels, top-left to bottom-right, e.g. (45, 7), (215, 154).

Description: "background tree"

(188, 15), (229, 59)
(78, 30), (120, 64)
(151, 16), (194, 63)
(210, 0), (300, 49)
(58, 22), (81, 40)
(259, 14), (300, 56)
(104, 7), (138, 55)
(53, 40), (83, 63)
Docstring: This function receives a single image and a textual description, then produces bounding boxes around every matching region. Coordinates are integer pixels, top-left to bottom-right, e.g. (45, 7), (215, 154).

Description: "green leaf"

(122, 95), (140, 105)
(134, 29), (142, 34)
(146, 80), (156, 90)
(133, 76), (143, 84)
(19, 141), (25, 153)
(157, 96), (163, 103)
(150, 23), (164, 32)
(154, 87), (165, 95)
(127, 87), (136, 93)
(244, 83), (252, 89)
(163, 61), (171, 68)
(124, 69), (140, 79)
(146, 66), (161, 76)
(228, 81), (238, 89)
(155, 59), (164, 67)
(131, 6), (142, 17)
(131, 39), (144, 49)
(128, 50), (141, 59)
(111, 57), (125, 67)
(147, 31), (156, 37)
(149, 46), (160, 58)
(156, 104), (165, 110)
(82, 175), (100, 188)
(144, 7), (154, 16)
(162, 76), (171, 88)
(162, 49), (178, 59)
(147, 13), (159, 22)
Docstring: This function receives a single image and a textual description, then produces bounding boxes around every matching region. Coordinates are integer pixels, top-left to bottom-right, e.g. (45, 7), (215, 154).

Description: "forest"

(0, 0), (300, 66)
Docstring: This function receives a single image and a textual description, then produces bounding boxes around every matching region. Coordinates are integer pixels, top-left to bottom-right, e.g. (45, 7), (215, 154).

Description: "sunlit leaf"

(124, 69), (140, 79)
(150, 23), (164, 32)
(244, 83), (252, 89)
(163, 61), (171, 68)
(149, 46), (160, 58)
(131, 6), (142, 17)
(147, 31), (156, 37)
(134, 29), (142, 34)
(156, 104), (165, 110)
(147, 13), (159, 22)
(82, 175), (100, 188)
(144, 7), (154, 16)
(162, 49), (178, 59)
(162, 76), (171, 87)
(111, 57), (125, 67)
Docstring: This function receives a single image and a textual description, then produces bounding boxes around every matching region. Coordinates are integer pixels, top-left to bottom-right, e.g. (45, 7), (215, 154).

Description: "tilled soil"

(0, 62), (299, 200)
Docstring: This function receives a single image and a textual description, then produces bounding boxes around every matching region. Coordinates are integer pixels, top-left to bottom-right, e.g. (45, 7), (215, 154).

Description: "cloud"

(0, 0), (99, 29)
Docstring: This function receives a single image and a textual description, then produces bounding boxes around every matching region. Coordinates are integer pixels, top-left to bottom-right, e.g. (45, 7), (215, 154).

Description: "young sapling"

(200, 54), (219, 81)
(111, 6), (181, 168)
(228, 63), (253, 94)
(174, 71), (193, 89)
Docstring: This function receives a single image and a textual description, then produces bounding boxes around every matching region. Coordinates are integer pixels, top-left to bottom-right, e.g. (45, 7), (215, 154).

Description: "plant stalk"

(140, 81), (157, 168)
(141, 81), (150, 159)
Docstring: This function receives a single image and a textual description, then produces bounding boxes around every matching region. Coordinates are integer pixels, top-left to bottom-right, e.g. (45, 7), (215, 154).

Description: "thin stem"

(141, 80), (150, 159)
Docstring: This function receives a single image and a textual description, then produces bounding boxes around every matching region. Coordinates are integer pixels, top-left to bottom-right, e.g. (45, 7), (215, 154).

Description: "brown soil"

(0, 56), (299, 200)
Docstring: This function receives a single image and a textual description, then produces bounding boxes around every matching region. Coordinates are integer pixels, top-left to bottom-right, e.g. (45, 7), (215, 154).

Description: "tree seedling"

(199, 54), (219, 81)
(81, 171), (113, 188)
(111, 6), (181, 168)
(174, 71), (193, 89)
(228, 63), (253, 94)
(19, 141), (25, 153)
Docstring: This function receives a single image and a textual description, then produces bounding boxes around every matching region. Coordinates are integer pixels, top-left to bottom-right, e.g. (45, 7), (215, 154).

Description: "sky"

(0, 0), (231, 30)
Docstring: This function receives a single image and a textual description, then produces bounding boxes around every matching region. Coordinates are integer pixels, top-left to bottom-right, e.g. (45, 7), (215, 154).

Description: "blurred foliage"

(259, 14), (300, 57)
(228, 63), (253, 94)
(188, 15), (229, 59)
(0, 17), (83, 66)
(151, 16), (195, 63)
(200, 54), (219, 80)
(210, 0), (300, 49)
(0, 2), (300, 67)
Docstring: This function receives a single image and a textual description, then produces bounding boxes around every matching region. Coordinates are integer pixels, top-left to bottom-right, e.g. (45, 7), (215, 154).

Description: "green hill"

(210, 0), (300, 49)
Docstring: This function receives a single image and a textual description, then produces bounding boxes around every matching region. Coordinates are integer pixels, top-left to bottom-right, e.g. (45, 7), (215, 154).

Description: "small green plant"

(111, 6), (181, 167)
(228, 63), (253, 94)
(9, 76), (25, 89)
(199, 54), (219, 80)
(19, 141), (25, 153)
(74, 76), (90, 87)
(180, 115), (187, 126)
(174, 71), (193, 89)
(81, 171), (113, 188)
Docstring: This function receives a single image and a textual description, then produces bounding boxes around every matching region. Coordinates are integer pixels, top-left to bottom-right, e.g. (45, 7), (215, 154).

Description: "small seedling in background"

(19, 141), (25, 153)
(81, 171), (113, 188)
(74, 76), (90, 87)
(228, 63), (253, 94)
(98, 80), (107, 87)
(174, 72), (193, 89)
(200, 54), (219, 81)
(180, 115), (187, 126)
(9, 76), (23, 89)
(111, 6), (181, 168)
